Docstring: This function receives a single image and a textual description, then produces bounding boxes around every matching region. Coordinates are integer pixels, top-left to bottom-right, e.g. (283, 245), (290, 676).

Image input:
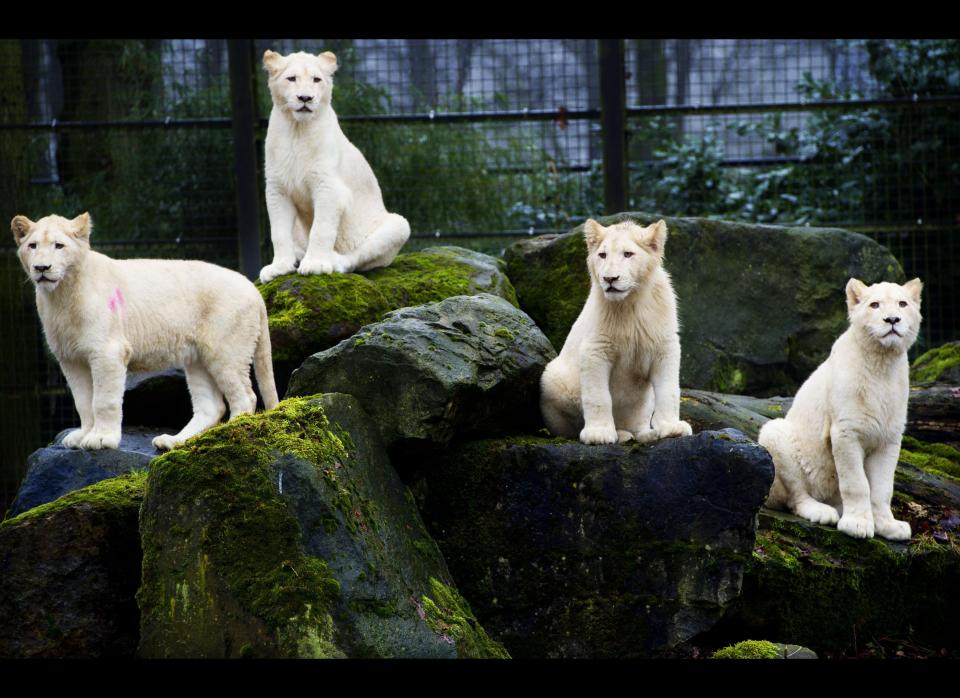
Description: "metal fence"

(1, 38), (958, 511)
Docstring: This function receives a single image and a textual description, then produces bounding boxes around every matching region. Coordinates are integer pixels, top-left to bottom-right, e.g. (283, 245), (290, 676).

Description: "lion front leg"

(80, 346), (127, 450)
(59, 359), (94, 448)
(867, 440), (911, 540)
(831, 423), (874, 538)
(260, 188), (300, 283)
(649, 343), (692, 440)
(298, 179), (351, 275)
(578, 346), (617, 445)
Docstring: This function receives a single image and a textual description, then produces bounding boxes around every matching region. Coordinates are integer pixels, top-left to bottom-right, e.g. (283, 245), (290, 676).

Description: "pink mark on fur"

(108, 288), (125, 313)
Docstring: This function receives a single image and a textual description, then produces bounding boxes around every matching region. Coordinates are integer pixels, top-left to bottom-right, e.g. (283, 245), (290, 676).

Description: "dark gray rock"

(138, 394), (507, 659)
(504, 212), (903, 396)
(286, 294), (557, 447)
(415, 428), (774, 657)
(7, 428), (159, 518)
(122, 369), (190, 428)
(0, 473), (145, 657)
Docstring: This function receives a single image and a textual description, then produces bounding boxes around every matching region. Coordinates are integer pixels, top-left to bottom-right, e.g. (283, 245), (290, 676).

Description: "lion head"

(584, 218), (668, 302)
(263, 49), (338, 123)
(846, 277), (923, 351)
(12, 212), (92, 292)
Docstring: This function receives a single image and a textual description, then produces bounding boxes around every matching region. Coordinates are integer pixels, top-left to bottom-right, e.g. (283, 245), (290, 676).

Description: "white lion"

(540, 218), (693, 445)
(13, 212), (279, 452)
(758, 277), (923, 540)
(258, 49), (411, 283)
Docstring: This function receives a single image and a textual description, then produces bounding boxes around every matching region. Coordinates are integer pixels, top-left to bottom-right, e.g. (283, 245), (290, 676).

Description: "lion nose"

(884, 316), (901, 325)
(603, 276), (619, 284)
(297, 95), (313, 103)
(34, 264), (51, 272)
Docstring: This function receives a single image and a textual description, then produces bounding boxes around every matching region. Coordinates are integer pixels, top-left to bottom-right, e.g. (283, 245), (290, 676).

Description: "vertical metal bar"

(228, 39), (261, 280)
(598, 39), (627, 214)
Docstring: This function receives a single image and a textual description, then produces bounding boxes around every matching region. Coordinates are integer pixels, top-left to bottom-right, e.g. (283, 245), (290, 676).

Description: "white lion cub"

(540, 218), (692, 445)
(759, 277), (923, 540)
(258, 49), (411, 283)
(13, 212), (279, 452)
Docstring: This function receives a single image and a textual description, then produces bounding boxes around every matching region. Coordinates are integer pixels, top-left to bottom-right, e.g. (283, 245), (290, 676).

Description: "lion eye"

(54, 242), (65, 249)
(598, 252), (607, 259)
(623, 251), (634, 258)
(286, 76), (296, 82)
(28, 242), (37, 249)
(869, 301), (880, 309)
(899, 300), (907, 307)
(313, 77), (322, 83)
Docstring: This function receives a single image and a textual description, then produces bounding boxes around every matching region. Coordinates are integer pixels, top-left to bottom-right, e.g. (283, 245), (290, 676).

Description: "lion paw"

(79, 430), (121, 450)
(875, 517), (911, 541)
(632, 427), (659, 444)
(580, 425), (619, 445)
(298, 254), (349, 276)
(61, 428), (89, 449)
(259, 260), (297, 283)
(795, 500), (840, 526)
(653, 420), (693, 439)
(152, 434), (183, 452)
(837, 511), (874, 539)
(617, 429), (634, 444)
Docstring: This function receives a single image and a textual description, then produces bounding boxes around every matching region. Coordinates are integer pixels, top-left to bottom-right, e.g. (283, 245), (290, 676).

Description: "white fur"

(13, 213), (279, 451)
(540, 219), (693, 445)
(758, 277), (924, 540)
(258, 50), (411, 283)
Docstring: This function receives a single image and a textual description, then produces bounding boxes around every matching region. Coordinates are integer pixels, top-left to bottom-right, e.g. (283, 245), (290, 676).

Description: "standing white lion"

(759, 277), (923, 540)
(13, 212), (279, 452)
(540, 218), (693, 445)
(258, 49), (411, 283)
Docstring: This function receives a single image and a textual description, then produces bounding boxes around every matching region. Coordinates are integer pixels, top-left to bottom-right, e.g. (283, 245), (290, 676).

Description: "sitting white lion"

(759, 277), (923, 540)
(258, 49), (411, 283)
(540, 218), (693, 445)
(13, 212), (279, 451)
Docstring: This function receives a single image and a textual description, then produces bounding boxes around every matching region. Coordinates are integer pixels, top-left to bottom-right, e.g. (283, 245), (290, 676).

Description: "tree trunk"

(631, 40), (666, 162)
(406, 39), (436, 109)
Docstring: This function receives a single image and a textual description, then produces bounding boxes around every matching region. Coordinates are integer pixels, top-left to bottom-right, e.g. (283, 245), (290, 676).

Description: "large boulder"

(286, 294), (557, 447)
(414, 429), (774, 657)
(0, 473), (145, 657)
(138, 394), (507, 659)
(7, 427), (159, 518)
(260, 247), (518, 393)
(504, 212), (903, 396)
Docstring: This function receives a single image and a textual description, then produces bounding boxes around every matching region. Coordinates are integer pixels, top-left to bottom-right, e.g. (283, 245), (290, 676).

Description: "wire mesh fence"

(1, 38), (957, 511)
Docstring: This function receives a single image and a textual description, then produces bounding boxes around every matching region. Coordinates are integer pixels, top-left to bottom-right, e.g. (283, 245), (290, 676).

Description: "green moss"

(712, 639), (780, 659)
(709, 359), (747, 395)
(420, 578), (510, 659)
(900, 435), (960, 481)
(139, 397), (349, 657)
(2, 471), (147, 527)
(911, 341), (960, 385)
(493, 326), (515, 340)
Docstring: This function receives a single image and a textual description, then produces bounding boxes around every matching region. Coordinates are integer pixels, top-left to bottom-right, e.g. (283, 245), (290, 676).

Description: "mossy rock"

(680, 389), (793, 441)
(911, 341), (960, 386)
(703, 507), (960, 657)
(504, 212), (903, 396)
(259, 246), (518, 393)
(0, 473), (146, 657)
(412, 429), (774, 657)
(287, 294), (556, 447)
(137, 394), (507, 659)
(7, 427), (159, 518)
(712, 640), (816, 659)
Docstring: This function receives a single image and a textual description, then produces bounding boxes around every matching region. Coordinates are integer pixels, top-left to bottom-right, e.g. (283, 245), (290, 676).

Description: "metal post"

(228, 39), (261, 280)
(598, 39), (627, 214)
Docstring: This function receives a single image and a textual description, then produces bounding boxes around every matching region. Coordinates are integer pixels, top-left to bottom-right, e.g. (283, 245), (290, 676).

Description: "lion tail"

(254, 301), (279, 410)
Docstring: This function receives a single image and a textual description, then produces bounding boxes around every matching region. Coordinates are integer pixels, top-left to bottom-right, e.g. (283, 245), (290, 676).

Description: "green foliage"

(629, 40), (960, 229)
(712, 639), (780, 659)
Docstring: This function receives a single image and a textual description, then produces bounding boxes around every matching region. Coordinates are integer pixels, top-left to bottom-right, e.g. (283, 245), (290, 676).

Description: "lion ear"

(71, 212), (92, 242)
(640, 219), (668, 256)
(263, 50), (284, 77)
(319, 51), (338, 74)
(583, 219), (606, 251)
(846, 278), (868, 309)
(11, 215), (34, 245)
(903, 277), (923, 304)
